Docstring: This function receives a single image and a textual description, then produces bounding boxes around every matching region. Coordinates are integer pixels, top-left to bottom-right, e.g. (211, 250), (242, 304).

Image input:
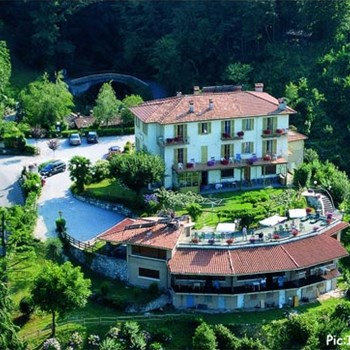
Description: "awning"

(289, 208), (307, 218)
(216, 223), (236, 232)
(259, 215), (287, 227)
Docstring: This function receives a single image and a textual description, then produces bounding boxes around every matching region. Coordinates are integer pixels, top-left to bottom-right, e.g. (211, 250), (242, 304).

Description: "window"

(241, 142), (254, 154)
(174, 148), (187, 164)
(142, 122), (148, 135)
(242, 118), (254, 131)
(263, 117), (277, 131)
(174, 124), (187, 138)
(221, 169), (234, 178)
(198, 122), (211, 135)
(221, 120), (235, 137)
(262, 140), (277, 154)
(221, 144), (234, 159)
(139, 268), (160, 280)
(265, 165), (277, 175)
(177, 172), (200, 187)
(132, 246), (167, 260)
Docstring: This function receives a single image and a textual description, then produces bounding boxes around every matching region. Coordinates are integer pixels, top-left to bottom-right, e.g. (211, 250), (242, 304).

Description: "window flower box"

(263, 129), (271, 135)
(226, 238), (234, 245)
(222, 132), (231, 139)
(237, 131), (244, 137)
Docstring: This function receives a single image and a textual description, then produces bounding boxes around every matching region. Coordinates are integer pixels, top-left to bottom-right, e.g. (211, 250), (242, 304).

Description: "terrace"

(179, 211), (341, 248)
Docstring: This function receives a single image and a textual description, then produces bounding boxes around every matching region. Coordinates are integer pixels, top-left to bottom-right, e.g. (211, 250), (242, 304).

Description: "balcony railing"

(158, 136), (190, 146)
(221, 132), (244, 141)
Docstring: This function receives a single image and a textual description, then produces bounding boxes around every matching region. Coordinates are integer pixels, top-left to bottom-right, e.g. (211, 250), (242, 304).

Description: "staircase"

(318, 194), (334, 215)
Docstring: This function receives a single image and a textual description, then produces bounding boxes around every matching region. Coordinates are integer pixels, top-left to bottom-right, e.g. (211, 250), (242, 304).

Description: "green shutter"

(231, 120), (235, 136)
(198, 123), (201, 135)
(251, 119), (254, 130)
(273, 117), (277, 130)
(183, 148), (188, 164)
(221, 121), (225, 135)
(272, 140), (277, 154)
(263, 118), (268, 130)
(183, 124), (187, 138)
(221, 145), (225, 158)
(208, 122), (212, 134)
(201, 146), (208, 163)
(173, 125), (177, 137)
(174, 149), (178, 164)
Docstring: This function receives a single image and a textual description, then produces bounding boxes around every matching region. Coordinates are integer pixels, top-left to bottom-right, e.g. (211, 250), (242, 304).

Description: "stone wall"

(73, 194), (135, 217)
(67, 245), (128, 281)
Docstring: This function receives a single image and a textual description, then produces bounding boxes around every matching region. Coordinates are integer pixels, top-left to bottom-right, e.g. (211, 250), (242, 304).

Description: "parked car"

(107, 145), (121, 159)
(87, 131), (99, 143)
(69, 133), (81, 146)
(40, 160), (66, 177)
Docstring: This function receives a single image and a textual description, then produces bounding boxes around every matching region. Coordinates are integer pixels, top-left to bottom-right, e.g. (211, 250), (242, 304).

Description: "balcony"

(221, 131), (244, 141)
(158, 136), (190, 146)
(261, 128), (288, 138)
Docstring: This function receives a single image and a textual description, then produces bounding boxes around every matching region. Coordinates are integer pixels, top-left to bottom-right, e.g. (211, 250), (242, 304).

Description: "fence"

(21, 314), (193, 341)
(59, 230), (97, 252)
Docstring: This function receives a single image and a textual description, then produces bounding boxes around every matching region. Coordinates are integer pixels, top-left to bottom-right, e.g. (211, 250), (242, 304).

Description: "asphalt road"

(0, 135), (134, 241)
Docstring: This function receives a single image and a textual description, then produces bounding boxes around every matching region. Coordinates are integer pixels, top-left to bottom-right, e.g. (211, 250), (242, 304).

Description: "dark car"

(69, 133), (82, 146)
(87, 131), (99, 143)
(40, 160), (66, 177)
(107, 145), (121, 159)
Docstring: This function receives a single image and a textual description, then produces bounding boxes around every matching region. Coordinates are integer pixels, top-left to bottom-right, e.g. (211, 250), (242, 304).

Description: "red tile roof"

(287, 130), (308, 142)
(169, 231), (348, 276)
(98, 218), (182, 250)
(131, 91), (296, 125)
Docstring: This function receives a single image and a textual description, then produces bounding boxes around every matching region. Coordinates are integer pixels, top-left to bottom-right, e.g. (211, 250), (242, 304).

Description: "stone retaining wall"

(73, 194), (134, 217)
(67, 244), (128, 281)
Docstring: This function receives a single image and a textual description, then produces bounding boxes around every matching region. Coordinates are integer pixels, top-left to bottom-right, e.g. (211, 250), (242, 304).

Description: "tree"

(0, 41), (11, 117)
(192, 322), (217, 350)
(47, 139), (59, 158)
(121, 94), (143, 126)
(222, 62), (252, 85)
(18, 72), (74, 129)
(0, 270), (26, 350)
(90, 159), (110, 183)
(213, 324), (240, 350)
(31, 261), (91, 337)
(68, 155), (91, 193)
(93, 82), (121, 127)
(109, 152), (165, 194)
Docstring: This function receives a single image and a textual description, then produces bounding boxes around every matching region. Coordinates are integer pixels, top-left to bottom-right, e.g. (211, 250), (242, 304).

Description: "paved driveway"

(0, 135), (134, 241)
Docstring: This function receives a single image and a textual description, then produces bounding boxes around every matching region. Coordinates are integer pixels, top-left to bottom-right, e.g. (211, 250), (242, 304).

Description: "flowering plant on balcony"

(263, 129), (271, 135)
(263, 154), (271, 161)
(275, 128), (284, 135)
(306, 207), (312, 214)
(249, 236), (256, 243)
(220, 158), (229, 165)
(237, 131), (244, 137)
(291, 229), (299, 236)
(326, 218), (332, 224)
(226, 238), (234, 245)
(191, 237), (199, 243)
(273, 234), (281, 240)
(222, 132), (231, 139)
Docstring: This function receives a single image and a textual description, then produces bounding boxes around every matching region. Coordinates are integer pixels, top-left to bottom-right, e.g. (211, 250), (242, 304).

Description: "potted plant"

(226, 238), (234, 245)
(326, 218), (332, 224)
(191, 237), (199, 243)
(263, 154), (271, 161)
(292, 229), (299, 236)
(273, 234), (281, 240)
(249, 236), (256, 243)
(306, 207), (312, 215)
(275, 128), (284, 135)
(237, 131), (244, 137)
(222, 132), (231, 139)
(263, 129), (271, 135)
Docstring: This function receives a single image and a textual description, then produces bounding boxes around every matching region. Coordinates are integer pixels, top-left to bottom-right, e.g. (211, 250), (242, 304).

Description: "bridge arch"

(66, 73), (158, 99)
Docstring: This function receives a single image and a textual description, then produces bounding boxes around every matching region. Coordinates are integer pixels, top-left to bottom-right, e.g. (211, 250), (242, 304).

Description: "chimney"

(189, 101), (194, 113)
(278, 98), (286, 111)
(209, 99), (214, 110)
(176, 91), (182, 97)
(193, 86), (200, 95)
(254, 83), (264, 92)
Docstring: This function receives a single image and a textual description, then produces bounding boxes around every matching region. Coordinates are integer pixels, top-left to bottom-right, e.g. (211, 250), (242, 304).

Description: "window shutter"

(208, 122), (212, 134)
(263, 118), (268, 130)
(198, 123), (201, 134)
(183, 148), (188, 164)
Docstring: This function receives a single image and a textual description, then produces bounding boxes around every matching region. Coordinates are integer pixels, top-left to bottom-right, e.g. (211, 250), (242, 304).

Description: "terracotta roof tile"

(287, 130), (308, 142)
(131, 91), (296, 125)
(98, 218), (182, 250)
(169, 231), (348, 276)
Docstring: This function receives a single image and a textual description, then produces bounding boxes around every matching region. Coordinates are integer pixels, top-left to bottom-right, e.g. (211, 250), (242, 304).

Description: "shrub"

(19, 296), (35, 316)
(192, 322), (217, 350)
(213, 324), (239, 350)
(149, 342), (164, 350)
(186, 203), (202, 221)
(99, 338), (123, 350)
(148, 282), (159, 298)
(68, 331), (83, 349)
(55, 218), (66, 233)
(87, 334), (100, 347)
(106, 326), (120, 339)
(100, 282), (110, 296)
(42, 338), (61, 350)
(24, 144), (38, 155)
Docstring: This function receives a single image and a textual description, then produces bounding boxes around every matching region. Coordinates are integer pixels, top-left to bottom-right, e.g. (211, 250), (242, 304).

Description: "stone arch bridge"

(66, 73), (166, 99)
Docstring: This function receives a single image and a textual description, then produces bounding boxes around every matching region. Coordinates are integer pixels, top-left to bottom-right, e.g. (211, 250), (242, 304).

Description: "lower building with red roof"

(99, 211), (349, 310)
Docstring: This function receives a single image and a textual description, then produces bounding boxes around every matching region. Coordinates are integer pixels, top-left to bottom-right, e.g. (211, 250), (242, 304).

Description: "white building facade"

(131, 84), (304, 192)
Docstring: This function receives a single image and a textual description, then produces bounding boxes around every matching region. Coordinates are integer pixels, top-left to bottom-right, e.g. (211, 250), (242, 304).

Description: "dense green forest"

(1, 0), (350, 172)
